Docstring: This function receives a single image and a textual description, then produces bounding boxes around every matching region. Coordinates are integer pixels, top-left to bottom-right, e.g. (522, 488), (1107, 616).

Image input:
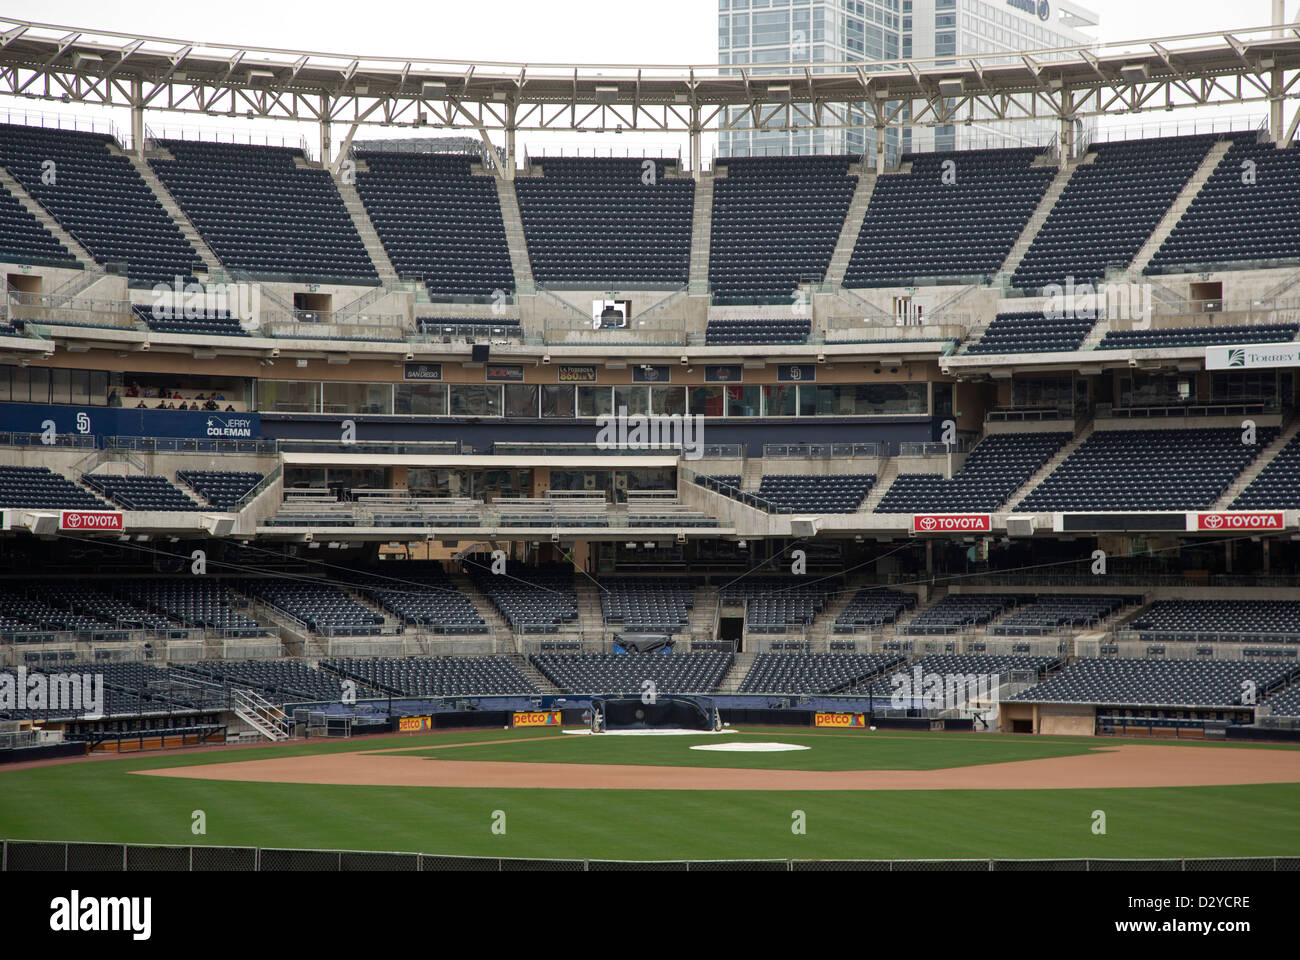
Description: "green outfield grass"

(2, 727), (1299, 861)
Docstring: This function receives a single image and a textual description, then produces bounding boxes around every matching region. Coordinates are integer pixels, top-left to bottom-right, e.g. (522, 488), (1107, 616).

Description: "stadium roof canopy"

(0, 16), (1298, 166)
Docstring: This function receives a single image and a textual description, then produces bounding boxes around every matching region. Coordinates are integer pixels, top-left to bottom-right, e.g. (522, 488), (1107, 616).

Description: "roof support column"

(690, 104), (702, 181)
(875, 123), (886, 175)
(319, 94), (332, 166)
(130, 77), (145, 160)
(1272, 0), (1287, 145)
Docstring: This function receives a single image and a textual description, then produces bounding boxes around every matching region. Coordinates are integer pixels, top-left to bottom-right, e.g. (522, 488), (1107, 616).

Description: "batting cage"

(589, 695), (722, 733)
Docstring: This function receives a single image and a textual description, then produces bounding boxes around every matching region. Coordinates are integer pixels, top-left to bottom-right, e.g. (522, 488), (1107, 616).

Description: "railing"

(1096, 401), (1281, 419)
(0, 431), (95, 449)
(6, 840), (1293, 872)
(986, 406), (1076, 423)
(763, 443), (884, 459)
(104, 436), (276, 455)
(898, 439), (975, 456)
(541, 310), (687, 346)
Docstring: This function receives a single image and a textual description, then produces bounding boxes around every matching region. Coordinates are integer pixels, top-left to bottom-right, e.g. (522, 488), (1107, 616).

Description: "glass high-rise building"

(717, 0), (1099, 160)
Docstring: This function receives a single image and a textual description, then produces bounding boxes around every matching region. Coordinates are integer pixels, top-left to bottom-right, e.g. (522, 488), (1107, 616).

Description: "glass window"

(51, 368), (71, 405)
(261, 380), (320, 413)
(394, 383), (448, 416)
(0, 367), (10, 402)
(763, 384), (798, 416)
(450, 384), (502, 417)
(504, 383), (539, 418)
(651, 386), (686, 416)
(578, 386), (613, 418)
(27, 367), (49, 405)
(542, 384), (575, 418)
(725, 385), (761, 417)
(689, 385), (725, 417)
(613, 385), (650, 416)
(323, 382), (392, 415)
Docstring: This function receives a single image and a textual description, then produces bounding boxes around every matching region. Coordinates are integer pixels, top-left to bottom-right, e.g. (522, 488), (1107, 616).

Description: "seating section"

(846, 147), (1054, 287)
(739, 652), (903, 693)
(1019, 428), (1277, 511)
(1097, 323), (1299, 351)
(151, 140), (377, 284)
(0, 661), (224, 719)
(465, 560), (578, 633)
(709, 156), (856, 304)
(176, 659), (377, 704)
(530, 651), (733, 694)
(758, 474), (876, 513)
(515, 158), (693, 287)
(902, 594), (1024, 635)
(1013, 135), (1219, 291)
(131, 304), (248, 337)
(858, 653), (1058, 696)
(600, 578), (695, 634)
(324, 656), (536, 696)
(876, 432), (1071, 514)
(339, 566), (487, 634)
(966, 311), (1094, 355)
(1148, 137), (1300, 272)
(0, 179), (78, 268)
(115, 579), (266, 636)
(1265, 682), (1300, 717)
(235, 579), (384, 636)
(720, 577), (838, 633)
(355, 151), (513, 299)
(834, 589), (918, 632)
(82, 474), (203, 511)
(1127, 600), (1300, 643)
(0, 466), (110, 510)
(1013, 657), (1297, 707)
(704, 317), (811, 345)
(0, 124), (204, 286)
(1235, 434), (1300, 509)
(991, 595), (1132, 636)
(178, 471), (264, 510)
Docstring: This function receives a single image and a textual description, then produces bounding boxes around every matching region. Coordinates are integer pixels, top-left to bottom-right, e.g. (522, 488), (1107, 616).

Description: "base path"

(137, 742), (1300, 791)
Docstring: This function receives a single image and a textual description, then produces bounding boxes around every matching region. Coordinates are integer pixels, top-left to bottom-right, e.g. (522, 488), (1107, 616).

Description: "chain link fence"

(4, 840), (1298, 872)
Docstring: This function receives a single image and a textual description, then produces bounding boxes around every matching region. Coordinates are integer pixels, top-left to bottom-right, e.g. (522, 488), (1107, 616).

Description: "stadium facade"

(0, 16), (1298, 754)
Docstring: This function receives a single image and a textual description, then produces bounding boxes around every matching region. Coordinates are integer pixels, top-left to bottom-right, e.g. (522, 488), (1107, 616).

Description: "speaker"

(471, 344), (490, 362)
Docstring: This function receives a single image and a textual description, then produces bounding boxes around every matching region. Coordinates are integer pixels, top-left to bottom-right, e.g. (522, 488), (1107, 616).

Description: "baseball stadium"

(3, 2), (1300, 885)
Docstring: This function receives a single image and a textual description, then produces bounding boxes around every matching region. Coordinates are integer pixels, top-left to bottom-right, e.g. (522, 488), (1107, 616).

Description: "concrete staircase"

(449, 572), (514, 643)
(332, 164), (400, 284)
(998, 155), (1088, 279)
(574, 579), (606, 642)
(861, 460), (900, 513)
(511, 653), (562, 694)
(1211, 416), (1300, 509)
(824, 169), (877, 288)
(741, 458), (765, 492)
(812, 583), (862, 645)
(1128, 139), (1232, 276)
(0, 167), (94, 265)
(1005, 421), (1096, 511)
(688, 171), (715, 292)
(115, 144), (222, 276)
(494, 179), (536, 295)
(715, 651), (755, 693)
(689, 585), (720, 643)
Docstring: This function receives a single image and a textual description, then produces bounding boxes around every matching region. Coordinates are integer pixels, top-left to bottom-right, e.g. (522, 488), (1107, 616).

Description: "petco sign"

(1194, 512), (1285, 531)
(815, 713), (865, 728)
(513, 711), (561, 727)
(60, 511), (124, 531)
(913, 514), (992, 534)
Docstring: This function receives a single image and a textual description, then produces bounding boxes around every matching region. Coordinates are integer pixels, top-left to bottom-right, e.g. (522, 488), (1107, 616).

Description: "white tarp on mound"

(561, 727), (739, 736)
(690, 742), (810, 753)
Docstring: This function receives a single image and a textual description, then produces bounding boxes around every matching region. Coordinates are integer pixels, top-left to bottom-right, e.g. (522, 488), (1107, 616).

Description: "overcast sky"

(4, 1), (1296, 160)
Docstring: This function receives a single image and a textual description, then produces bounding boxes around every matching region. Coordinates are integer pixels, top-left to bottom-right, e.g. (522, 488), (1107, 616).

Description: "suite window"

(504, 383), (539, 418)
(450, 384), (502, 417)
(394, 383), (448, 416)
(261, 380), (320, 414)
(542, 385), (575, 418)
(613, 385), (650, 416)
(651, 386), (686, 416)
(323, 382), (392, 415)
(578, 386), (613, 418)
